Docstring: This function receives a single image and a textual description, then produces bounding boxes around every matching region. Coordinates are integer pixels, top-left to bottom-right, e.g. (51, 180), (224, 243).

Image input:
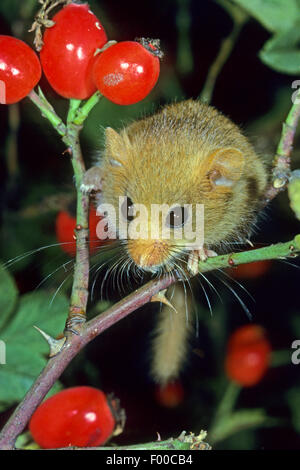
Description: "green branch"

(198, 235), (300, 272)
(67, 98), (82, 125)
(72, 91), (102, 126)
(27, 91), (92, 334)
(28, 88), (66, 137)
(1, 235), (299, 449)
(176, 0), (193, 75)
(58, 431), (211, 450)
(264, 89), (300, 204)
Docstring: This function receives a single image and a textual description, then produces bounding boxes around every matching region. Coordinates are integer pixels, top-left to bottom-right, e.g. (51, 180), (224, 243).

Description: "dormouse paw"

(187, 248), (218, 276)
(80, 167), (103, 194)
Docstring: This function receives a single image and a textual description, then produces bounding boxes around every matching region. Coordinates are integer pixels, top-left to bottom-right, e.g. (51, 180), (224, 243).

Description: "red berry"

(29, 387), (116, 448)
(154, 381), (184, 408)
(227, 324), (266, 349)
(0, 35), (41, 104)
(55, 210), (76, 256)
(225, 325), (271, 387)
(55, 207), (103, 256)
(40, 3), (107, 99)
(93, 40), (161, 105)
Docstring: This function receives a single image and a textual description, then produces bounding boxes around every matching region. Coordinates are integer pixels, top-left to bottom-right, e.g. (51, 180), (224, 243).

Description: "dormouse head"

(98, 125), (251, 274)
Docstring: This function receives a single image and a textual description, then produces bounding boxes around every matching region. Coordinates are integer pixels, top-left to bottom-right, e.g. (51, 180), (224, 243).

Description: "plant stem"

(199, 2), (248, 104)
(198, 234), (300, 272)
(5, 69), (300, 450)
(211, 381), (241, 426)
(73, 91), (102, 126)
(1, 234), (300, 448)
(62, 119), (90, 333)
(264, 89), (300, 204)
(0, 274), (177, 449)
(271, 349), (291, 367)
(28, 89), (66, 137)
(28, 92), (91, 329)
(67, 98), (82, 125)
(176, 0), (193, 76)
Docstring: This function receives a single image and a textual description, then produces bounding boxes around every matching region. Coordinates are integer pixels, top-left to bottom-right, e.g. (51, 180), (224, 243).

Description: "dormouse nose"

(127, 239), (171, 270)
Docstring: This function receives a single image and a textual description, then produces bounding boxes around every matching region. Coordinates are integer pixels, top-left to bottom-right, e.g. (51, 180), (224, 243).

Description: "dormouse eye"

(165, 206), (188, 228)
(121, 196), (135, 222)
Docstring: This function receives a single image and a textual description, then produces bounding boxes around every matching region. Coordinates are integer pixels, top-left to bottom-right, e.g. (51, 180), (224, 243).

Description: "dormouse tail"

(150, 283), (193, 385)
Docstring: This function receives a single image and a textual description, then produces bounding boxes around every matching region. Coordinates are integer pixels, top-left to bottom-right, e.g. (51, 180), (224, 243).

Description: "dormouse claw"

(187, 248), (218, 276)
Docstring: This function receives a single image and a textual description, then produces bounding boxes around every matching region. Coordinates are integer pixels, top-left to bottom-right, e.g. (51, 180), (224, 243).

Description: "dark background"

(0, 0), (300, 450)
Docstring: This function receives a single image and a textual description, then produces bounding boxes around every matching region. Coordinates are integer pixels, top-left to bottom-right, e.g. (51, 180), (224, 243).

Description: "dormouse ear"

(105, 127), (130, 167)
(207, 148), (245, 188)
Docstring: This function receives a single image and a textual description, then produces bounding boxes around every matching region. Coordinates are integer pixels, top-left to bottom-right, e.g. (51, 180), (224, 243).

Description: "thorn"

(228, 257), (235, 266)
(246, 239), (254, 247)
(34, 326), (66, 357)
(62, 147), (72, 156)
(156, 432), (162, 441)
(151, 289), (177, 312)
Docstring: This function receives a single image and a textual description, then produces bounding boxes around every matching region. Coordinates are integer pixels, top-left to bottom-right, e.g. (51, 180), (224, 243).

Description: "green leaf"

(232, 0), (300, 33)
(0, 290), (68, 409)
(259, 26), (300, 74)
(0, 0), (20, 22)
(0, 263), (18, 330)
(0, 0), (37, 24)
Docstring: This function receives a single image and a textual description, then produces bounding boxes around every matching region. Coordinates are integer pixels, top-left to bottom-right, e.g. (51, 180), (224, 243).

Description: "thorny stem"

(1, 68), (300, 447)
(263, 89), (300, 205)
(62, 120), (90, 334)
(29, 91), (92, 330)
(198, 235), (300, 272)
(1, 235), (300, 448)
(0, 274), (178, 450)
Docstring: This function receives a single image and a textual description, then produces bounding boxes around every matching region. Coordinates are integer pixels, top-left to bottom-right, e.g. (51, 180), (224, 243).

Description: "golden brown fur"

(94, 99), (268, 383)
(150, 284), (192, 384)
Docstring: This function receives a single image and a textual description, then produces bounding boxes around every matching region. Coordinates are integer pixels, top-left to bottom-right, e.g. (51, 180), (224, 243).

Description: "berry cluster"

(0, 2), (162, 105)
